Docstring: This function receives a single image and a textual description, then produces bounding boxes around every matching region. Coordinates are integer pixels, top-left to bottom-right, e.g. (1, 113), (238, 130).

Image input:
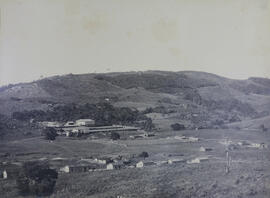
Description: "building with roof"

(75, 119), (95, 126)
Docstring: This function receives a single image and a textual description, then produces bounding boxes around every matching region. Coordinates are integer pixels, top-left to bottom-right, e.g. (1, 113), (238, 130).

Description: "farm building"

(64, 121), (75, 127)
(61, 125), (139, 136)
(41, 121), (62, 128)
(75, 119), (95, 126)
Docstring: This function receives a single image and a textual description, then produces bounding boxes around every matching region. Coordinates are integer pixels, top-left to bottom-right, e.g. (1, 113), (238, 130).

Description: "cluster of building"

(40, 119), (139, 137)
(41, 119), (95, 128)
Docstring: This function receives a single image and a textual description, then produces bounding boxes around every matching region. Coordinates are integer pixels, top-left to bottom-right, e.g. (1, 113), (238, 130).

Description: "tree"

(42, 127), (58, 140)
(16, 161), (58, 196)
(139, 151), (149, 159)
(171, 123), (185, 131)
(143, 118), (155, 132)
(111, 132), (120, 140)
(260, 124), (268, 132)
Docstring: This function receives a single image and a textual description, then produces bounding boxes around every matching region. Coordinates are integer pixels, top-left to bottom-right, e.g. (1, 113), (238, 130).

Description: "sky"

(0, 0), (270, 86)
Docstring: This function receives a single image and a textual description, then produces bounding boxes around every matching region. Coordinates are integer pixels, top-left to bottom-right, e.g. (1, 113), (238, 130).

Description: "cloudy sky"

(0, 0), (270, 85)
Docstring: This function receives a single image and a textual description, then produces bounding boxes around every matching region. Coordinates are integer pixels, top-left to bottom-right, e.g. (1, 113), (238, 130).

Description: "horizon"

(1, 0), (270, 86)
(0, 69), (269, 87)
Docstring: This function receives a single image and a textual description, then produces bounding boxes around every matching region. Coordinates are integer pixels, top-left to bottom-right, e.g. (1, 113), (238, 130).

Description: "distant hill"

(0, 71), (269, 130)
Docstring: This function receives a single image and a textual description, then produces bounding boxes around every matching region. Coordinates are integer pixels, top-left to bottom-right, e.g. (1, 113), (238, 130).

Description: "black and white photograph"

(0, 0), (270, 197)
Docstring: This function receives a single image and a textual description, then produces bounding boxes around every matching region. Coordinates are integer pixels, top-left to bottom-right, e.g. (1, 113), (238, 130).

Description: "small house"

(0, 163), (21, 179)
(60, 165), (70, 173)
(187, 157), (208, 164)
(168, 159), (185, 164)
(136, 161), (144, 168)
(144, 133), (155, 137)
(156, 161), (168, 166)
(94, 157), (113, 165)
(187, 158), (200, 164)
(199, 147), (212, 152)
(106, 164), (114, 170)
(3, 170), (7, 179)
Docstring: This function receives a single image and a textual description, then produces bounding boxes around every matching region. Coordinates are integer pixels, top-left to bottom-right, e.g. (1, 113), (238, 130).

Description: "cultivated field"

(1, 129), (270, 198)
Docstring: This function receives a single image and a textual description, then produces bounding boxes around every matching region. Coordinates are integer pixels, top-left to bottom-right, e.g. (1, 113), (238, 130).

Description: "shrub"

(139, 151), (149, 159)
(16, 161), (58, 196)
(260, 124), (268, 132)
(42, 127), (58, 140)
(143, 118), (155, 132)
(111, 132), (120, 140)
(171, 123), (185, 131)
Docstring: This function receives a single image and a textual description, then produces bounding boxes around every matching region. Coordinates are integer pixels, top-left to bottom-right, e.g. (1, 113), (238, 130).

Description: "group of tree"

(143, 118), (155, 132)
(16, 161), (58, 197)
(12, 102), (146, 126)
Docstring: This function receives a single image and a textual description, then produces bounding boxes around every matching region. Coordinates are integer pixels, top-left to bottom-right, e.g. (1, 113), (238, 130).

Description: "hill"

(0, 71), (269, 130)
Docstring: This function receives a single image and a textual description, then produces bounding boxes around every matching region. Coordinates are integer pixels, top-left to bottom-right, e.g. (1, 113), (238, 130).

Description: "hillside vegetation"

(0, 71), (269, 130)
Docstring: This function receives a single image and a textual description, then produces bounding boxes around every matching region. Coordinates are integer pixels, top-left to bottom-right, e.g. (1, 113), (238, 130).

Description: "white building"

(3, 170), (7, 179)
(60, 165), (70, 173)
(75, 119), (95, 126)
(136, 161), (144, 168)
(106, 164), (114, 170)
(41, 121), (62, 128)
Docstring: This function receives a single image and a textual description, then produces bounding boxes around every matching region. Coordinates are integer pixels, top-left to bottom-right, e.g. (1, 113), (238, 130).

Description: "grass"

(1, 129), (270, 197)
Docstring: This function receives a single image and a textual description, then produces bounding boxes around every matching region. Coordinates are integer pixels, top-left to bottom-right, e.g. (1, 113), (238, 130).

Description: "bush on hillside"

(138, 151), (149, 159)
(171, 123), (185, 131)
(12, 103), (145, 126)
(111, 132), (120, 140)
(260, 124), (268, 132)
(42, 127), (58, 140)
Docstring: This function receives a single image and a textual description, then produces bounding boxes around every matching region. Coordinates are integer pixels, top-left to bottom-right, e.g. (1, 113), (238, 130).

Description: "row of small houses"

(57, 156), (210, 174)
(0, 156), (210, 179)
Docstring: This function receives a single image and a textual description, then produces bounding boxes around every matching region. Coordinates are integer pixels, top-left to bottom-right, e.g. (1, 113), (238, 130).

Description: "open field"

(1, 128), (270, 197)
